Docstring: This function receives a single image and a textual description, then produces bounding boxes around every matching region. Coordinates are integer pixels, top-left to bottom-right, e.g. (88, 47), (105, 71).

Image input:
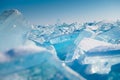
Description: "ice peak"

(5, 9), (21, 14)
(3, 9), (21, 15)
(0, 9), (21, 21)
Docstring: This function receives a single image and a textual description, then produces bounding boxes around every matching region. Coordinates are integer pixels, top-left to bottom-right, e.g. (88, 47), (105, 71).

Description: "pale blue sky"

(0, 0), (120, 25)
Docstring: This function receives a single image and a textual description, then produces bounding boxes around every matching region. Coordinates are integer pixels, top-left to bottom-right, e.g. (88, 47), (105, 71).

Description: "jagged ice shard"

(0, 9), (32, 52)
(0, 9), (86, 80)
(0, 9), (120, 80)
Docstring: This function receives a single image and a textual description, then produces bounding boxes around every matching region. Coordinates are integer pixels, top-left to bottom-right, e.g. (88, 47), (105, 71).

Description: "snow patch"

(79, 38), (112, 51)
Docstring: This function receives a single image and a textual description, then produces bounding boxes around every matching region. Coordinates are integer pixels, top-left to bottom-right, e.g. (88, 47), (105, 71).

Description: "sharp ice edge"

(27, 23), (81, 44)
(0, 9), (120, 80)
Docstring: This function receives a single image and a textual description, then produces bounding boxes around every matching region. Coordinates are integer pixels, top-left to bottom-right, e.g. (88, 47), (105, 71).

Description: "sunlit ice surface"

(0, 9), (120, 80)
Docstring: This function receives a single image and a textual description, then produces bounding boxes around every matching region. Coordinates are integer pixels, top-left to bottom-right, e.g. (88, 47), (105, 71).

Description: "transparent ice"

(0, 9), (32, 52)
(0, 9), (120, 80)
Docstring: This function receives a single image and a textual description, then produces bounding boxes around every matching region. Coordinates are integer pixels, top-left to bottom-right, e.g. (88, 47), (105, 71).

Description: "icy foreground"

(0, 45), (85, 80)
(0, 9), (120, 80)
